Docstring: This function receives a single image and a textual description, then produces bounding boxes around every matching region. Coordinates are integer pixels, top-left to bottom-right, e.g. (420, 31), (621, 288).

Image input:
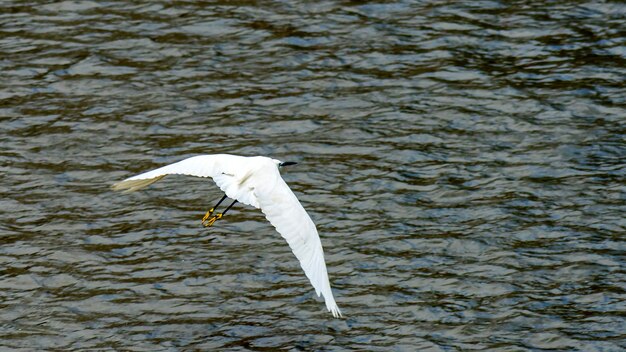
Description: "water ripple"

(1, 0), (624, 350)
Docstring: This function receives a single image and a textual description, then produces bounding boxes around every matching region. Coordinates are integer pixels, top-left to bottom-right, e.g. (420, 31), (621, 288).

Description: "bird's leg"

(203, 199), (238, 227)
(222, 199), (238, 216)
(202, 194), (227, 225)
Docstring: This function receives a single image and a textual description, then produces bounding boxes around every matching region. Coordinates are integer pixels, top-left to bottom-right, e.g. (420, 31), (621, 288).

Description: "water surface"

(1, 1), (625, 351)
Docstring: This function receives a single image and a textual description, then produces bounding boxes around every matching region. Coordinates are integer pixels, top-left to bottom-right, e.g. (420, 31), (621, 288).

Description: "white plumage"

(112, 154), (341, 318)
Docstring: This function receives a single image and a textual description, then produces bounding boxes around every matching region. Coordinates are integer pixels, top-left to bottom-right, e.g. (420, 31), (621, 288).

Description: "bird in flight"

(112, 154), (342, 318)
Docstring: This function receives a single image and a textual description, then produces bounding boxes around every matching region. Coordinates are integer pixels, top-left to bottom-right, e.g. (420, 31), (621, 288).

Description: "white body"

(113, 154), (341, 317)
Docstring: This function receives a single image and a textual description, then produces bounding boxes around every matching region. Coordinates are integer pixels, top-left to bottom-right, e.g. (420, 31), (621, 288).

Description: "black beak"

(279, 161), (298, 167)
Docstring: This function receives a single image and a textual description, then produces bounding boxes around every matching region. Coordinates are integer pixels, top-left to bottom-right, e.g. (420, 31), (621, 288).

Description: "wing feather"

(255, 168), (341, 318)
(112, 154), (260, 207)
(112, 155), (222, 191)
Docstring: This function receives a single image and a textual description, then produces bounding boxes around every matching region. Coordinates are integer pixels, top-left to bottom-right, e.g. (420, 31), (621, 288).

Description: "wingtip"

(110, 182), (125, 191)
(110, 181), (136, 193)
(111, 175), (166, 193)
(330, 305), (343, 318)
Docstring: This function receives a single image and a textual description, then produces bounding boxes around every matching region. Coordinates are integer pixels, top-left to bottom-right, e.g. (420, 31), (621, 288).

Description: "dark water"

(1, 1), (625, 350)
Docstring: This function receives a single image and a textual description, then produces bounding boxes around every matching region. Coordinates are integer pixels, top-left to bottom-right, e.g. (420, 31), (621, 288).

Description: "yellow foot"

(202, 213), (223, 227)
(202, 208), (215, 223)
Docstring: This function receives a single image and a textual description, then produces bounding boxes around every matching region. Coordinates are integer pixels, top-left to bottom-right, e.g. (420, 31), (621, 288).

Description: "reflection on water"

(1, 1), (624, 350)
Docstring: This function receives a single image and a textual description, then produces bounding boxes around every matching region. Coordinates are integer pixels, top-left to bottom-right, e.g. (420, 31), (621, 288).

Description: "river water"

(1, 1), (625, 351)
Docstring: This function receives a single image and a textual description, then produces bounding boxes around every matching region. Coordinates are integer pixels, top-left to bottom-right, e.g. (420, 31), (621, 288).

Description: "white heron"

(112, 154), (342, 318)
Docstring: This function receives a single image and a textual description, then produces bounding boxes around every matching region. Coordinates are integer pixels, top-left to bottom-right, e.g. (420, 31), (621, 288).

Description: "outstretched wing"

(255, 167), (342, 318)
(111, 154), (260, 207)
